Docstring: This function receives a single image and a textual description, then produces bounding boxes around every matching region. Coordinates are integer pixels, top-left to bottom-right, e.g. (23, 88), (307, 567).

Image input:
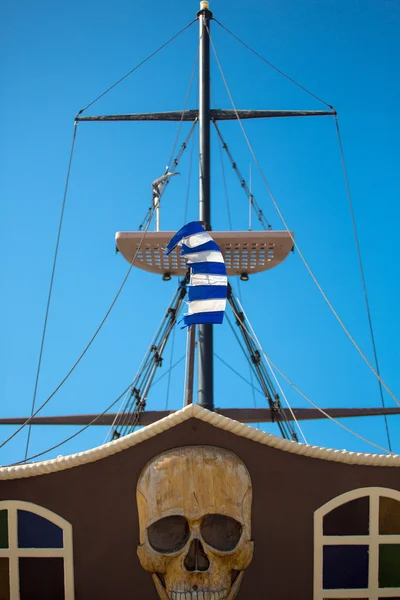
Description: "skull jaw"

(151, 571), (245, 600)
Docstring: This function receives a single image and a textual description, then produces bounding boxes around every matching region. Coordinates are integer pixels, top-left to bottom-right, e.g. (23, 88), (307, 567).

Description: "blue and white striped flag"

(165, 221), (227, 326)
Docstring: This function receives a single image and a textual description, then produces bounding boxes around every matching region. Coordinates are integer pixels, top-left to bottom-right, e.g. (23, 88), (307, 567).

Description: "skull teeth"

(169, 592), (227, 600)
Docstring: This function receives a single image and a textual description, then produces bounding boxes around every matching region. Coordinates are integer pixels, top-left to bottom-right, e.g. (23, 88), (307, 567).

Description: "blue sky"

(1, 0), (400, 465)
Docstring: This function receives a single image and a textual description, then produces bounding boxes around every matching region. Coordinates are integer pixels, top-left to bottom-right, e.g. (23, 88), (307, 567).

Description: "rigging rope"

(213, 19), (334, 110)
(334, 116), (392, 452)
(208, 27), (400, 410)
(10, 381), (138, 466)
(216, 124), (233, 231)
(114, 280), (188, 438)
(213, 120), (272, 230)
(2, 107), (199, 455)
(233, 300), (392, 454)
(265, 355), (392, 454)
(1, 207), (155, 453)
(77, 19), (197, 116)
(215, 136), (257, 414)
(165, 327), (176, 410)
(24, 123), (78, 461)
(225, 307), (298, 442)
(167, 51), (198, 170)
(184, 125), (196, 223)
(214, 353), (262, 397)
(228, 291), (308, 443)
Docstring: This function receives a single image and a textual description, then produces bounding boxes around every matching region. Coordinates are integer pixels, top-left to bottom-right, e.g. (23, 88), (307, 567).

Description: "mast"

(197, 0), (214, 410)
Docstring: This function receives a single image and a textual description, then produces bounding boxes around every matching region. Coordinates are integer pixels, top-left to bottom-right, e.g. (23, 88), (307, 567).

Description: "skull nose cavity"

(184, 538), (210, 572)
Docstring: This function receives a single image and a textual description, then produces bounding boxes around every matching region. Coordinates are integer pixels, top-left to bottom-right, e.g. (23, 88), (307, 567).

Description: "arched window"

(314, 487), (400, 600)
(0, 500), (74, 599)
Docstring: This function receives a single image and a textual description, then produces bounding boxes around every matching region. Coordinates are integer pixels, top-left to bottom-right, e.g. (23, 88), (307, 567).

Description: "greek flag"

(166, 221), (227, 326)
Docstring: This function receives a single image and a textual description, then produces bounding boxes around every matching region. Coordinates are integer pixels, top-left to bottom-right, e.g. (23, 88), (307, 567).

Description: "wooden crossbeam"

(0, 407), (398, 427)
(76, 109), (335, 122)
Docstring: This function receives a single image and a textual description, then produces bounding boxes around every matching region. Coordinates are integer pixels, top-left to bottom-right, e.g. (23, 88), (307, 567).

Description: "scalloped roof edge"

(1, 404), (399, 480)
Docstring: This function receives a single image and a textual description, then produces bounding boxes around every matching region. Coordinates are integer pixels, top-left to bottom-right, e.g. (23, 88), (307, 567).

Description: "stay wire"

(229, 294), (308, 443)
(24, 122), (78, 461)
(165, 327), (176, 410)
(103, 305), (170, 442)
(214, 353), (263, 398)
(1, 206), (156, 452)
(9, 381), (137, 466)
(184, 125), (196, 223)
(213, 120), (272, 230)
(225, 312), (293, 440)
(77, 19), (197, 116)
(11, 46), (198, 455)
(334, 116), (392, 453)
(121, 286), (182, 419)
(233, 300), (392, 454)
(215, 133), (256, 408)
(213, 19), (334, 110)
(139, 118), (198, 230)
(167, 51), (199, 170)
(211, 80), (233, 230)
(155, 355), (185, 390)
(102, 328), (160, 444)
(123, 304), (184, 436)
(217, 126), (233, 230)
(115, 285), (186, 436)
(264, 354), (392, 455)
(208, 27), (400, 410)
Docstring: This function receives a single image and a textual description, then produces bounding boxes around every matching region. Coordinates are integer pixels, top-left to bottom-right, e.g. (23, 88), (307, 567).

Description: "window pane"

(17, 510), (63, 548)
(19, 558), (64, 600)
(323, 545), (369, 589)
(0, 512), (8, 549)
(0, 558), (9, 600)
(380, 497), (400, 535)
(323, 497), (369, 535)
(379, 544), (400, 588)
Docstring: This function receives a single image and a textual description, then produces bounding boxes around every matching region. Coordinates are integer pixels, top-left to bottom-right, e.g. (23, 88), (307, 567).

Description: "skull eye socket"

(200, 514), (243, 551)
(147, 515), (189, 553)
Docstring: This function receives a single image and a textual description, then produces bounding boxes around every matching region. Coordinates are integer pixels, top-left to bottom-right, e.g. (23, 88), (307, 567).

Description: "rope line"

(167, 51), (198, 170)
(155, 355), (185, 389)
(1, 207), (156, 452)
(265, 355), (391, 454)
(213, 18), (334, 110)
(213, 120), (272, 230)
(230, 294), (308, 443)
(234, 301), (392, 454)
(217, 125), (233, 230)
(10, 381), (137, 466)
(184, 125), (196, 223)
(24, 123), (78, 461)
(165, 327), (176, 410)
(214, 353), (263, 396)
(208, 28), (400, 410)
(77, 19), (196, 116)
(334, 116), (392, 452)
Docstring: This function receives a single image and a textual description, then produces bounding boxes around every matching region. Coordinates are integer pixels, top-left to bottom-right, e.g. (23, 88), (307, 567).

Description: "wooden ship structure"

(1, 4), (400, 599)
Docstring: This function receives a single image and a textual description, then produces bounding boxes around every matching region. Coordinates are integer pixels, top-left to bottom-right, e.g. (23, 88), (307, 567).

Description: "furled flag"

(165, 221), (227, 326)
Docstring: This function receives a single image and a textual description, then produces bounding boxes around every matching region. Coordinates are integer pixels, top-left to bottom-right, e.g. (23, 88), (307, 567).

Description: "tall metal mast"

(197, 1), (213, 410)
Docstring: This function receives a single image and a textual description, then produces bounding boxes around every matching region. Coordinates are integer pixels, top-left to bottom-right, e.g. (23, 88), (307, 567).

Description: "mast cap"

(200, 1), (209, 10)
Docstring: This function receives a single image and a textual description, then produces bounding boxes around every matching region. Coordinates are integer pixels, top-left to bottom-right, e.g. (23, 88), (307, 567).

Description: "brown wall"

(0, 418), (399, 599)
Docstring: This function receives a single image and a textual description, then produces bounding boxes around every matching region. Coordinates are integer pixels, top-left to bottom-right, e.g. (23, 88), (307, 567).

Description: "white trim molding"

(1, 404), (400, 480)
(0, 500), (74, 600)
(314, 487), (400, 600)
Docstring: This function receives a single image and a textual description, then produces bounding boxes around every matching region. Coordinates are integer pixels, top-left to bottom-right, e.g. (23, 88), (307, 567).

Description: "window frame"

(314, 487), (400, 600)
(0, 500), (74, 600)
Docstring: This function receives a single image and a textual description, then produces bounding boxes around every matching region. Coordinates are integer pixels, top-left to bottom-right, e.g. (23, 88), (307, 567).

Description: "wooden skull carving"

(137, 446), (253, 600)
